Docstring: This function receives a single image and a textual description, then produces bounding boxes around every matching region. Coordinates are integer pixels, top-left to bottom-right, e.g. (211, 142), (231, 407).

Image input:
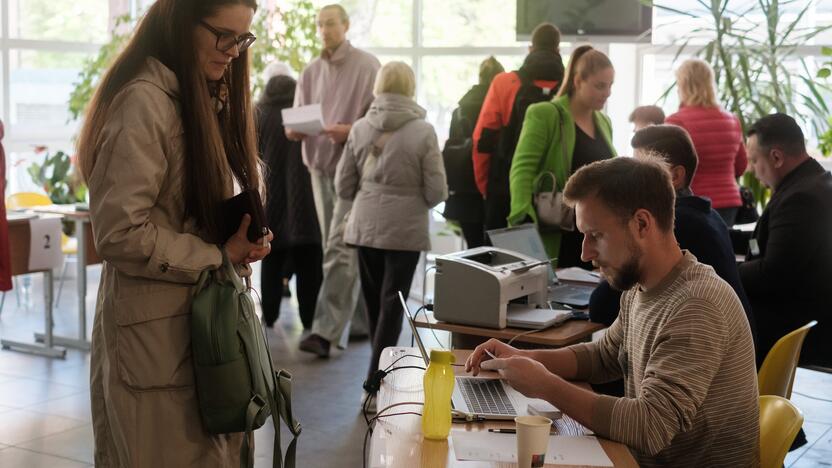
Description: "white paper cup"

(515, 415), (552, 468)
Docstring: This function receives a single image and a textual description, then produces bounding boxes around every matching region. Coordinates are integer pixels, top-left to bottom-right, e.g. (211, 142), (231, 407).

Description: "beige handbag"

(533, 172), (574, 231)
(532, 103), (575, 232)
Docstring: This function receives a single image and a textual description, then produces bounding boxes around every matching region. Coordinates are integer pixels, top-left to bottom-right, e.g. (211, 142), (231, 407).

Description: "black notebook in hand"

(219, 189), (268, 243)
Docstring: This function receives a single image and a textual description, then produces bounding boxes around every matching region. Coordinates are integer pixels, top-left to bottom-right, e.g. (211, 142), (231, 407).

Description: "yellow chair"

(760, 395), (804, 468)
(758, 321), (818, 398)
(6, 191), (52, 209)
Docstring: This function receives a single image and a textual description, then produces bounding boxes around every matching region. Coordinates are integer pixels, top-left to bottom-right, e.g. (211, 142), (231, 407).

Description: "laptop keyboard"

(458, 377), (516, 415)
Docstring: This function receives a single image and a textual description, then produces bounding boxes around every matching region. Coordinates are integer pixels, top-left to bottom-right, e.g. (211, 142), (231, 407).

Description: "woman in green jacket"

(508, 45), (616, 268)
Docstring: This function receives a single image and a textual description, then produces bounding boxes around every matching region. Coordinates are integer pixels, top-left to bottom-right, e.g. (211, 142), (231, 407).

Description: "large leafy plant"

(646, 0), (832, 207)
(27, 149), (87, 205)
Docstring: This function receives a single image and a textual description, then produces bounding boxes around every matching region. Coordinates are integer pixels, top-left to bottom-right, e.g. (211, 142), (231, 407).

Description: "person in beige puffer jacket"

(335, 61), (447, 402)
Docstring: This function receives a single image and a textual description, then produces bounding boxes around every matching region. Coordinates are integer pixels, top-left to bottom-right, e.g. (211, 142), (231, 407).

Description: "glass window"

(9, 50), (90, 129)
(419, 54), (526, 142)
(8, 0), (109, 42)
(422, 0), (525, 47)
(338, 0), (413, 48)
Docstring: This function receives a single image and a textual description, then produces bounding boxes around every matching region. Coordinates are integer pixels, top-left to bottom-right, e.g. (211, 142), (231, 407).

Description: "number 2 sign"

(28, 217), (64, 272)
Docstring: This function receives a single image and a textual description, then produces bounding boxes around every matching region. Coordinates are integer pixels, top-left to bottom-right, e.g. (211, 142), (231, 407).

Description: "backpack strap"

(271, 369), (301, 468)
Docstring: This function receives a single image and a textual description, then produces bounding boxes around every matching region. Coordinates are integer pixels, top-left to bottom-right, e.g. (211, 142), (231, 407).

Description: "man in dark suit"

(741, 113), (832, 369)
(590, 125), (756, 346)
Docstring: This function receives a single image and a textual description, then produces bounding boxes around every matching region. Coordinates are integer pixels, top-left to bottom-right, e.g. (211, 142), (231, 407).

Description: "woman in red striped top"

(666, 59), (747, 226)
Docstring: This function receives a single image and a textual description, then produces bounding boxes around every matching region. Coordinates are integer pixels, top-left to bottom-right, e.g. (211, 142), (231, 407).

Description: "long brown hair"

(77, 0), (260, 243)
(556, 45), (613, 98)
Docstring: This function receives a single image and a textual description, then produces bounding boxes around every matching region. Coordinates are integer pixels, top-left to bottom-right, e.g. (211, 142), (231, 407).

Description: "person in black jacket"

(590, 125), (757, 349)
(442, 56), (504, 248)
(742, 114), (832, 369)
(257, 71), (323, 328)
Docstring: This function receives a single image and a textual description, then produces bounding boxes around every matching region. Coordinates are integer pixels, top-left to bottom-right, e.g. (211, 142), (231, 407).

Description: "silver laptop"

(488, 224), (595, 308)
(399, 292), (561, 421)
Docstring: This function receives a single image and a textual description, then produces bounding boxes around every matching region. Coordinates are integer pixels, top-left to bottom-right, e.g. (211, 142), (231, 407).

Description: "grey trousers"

(309, 170), (367, 345)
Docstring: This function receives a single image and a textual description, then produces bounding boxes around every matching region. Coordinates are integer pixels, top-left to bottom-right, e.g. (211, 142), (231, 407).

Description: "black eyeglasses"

(199, 21), (256, 53)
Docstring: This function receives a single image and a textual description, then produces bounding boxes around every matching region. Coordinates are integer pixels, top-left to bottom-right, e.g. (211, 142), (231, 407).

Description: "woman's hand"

(223, 214), (273, 264)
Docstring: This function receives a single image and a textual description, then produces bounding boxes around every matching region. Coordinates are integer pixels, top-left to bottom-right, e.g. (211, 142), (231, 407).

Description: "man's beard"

(605, 244), (642, 291)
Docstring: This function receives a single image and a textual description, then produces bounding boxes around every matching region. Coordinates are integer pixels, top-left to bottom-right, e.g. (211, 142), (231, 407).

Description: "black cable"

(410, 305), (428, 347)
(384, 354), (424, 372)
(362, 365), (427, 424)
(363, 411), (424, 468)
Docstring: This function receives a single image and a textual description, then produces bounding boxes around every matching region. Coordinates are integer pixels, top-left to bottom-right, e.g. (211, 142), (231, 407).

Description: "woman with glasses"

(76, 1), (268, 465)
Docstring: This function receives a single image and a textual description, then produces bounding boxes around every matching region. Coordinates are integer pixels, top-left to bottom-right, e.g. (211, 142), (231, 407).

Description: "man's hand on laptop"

(480, 356), (551, 399)
(466, 338), (527, 376)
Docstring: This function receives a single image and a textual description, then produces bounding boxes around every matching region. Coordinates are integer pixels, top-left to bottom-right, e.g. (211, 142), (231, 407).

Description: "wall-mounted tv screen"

(517, 0), (652, 42)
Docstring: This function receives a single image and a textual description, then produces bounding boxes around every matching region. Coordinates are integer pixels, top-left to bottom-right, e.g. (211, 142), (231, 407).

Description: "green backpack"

(191, 253), (301, 468)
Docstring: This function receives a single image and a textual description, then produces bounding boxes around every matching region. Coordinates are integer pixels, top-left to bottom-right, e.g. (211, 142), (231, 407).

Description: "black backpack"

(485, 70), (556, 197)
(442, 106), (479, 196)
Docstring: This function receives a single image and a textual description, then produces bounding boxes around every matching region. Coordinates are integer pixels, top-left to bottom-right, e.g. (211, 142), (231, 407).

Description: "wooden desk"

(414, 311), (604, 348)
(1, 216), (66, 358)
(30, 205), (99, 351)
(367, 347), (637, 467)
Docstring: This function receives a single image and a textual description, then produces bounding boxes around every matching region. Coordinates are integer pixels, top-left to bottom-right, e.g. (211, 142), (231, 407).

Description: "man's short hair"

(564, 157), (676, 232)
(530, 23), (560, 51)
(320, 4), (349, 23)
(748, 113), (806, 157)
(628, 105), (665, 126)
(631, 124), (698, 188)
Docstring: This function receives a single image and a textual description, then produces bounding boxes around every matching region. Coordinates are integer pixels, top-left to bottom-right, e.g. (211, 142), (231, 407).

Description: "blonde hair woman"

(666, 58), (748, 226)
(335, 61), (447, 408)
(508, 45), (617, 268)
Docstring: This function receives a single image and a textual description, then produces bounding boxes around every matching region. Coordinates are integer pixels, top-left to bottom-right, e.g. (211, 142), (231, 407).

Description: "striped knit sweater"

(571, 251), (759, 467)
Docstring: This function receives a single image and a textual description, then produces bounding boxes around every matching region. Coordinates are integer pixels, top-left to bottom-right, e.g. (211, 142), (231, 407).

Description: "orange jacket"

(472, 71), (559, 196)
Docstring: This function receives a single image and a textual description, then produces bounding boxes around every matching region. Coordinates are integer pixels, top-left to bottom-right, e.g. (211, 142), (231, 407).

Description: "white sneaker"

(361, 391), (377, 414)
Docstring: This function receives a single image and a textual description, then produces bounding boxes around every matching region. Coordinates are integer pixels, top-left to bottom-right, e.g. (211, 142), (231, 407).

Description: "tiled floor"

(1, 266), (831, 467)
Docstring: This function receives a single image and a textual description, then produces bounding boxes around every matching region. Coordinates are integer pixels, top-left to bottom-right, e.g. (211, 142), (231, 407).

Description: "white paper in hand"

(28, 217), (64, 271)
(281, 104), (325, 136)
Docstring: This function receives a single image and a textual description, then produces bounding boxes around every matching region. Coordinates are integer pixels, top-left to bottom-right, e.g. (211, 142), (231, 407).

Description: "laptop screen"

(487, 224), (556, 284)
(398, 291), (430, 366)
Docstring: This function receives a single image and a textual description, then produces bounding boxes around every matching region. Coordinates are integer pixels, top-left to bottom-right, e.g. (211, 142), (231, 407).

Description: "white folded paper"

(451, 430), (613, 467)
(281, 104), (325, 136)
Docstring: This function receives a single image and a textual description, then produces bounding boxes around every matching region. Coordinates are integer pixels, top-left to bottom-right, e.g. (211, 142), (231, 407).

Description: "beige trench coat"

(87, 57), (242, 467)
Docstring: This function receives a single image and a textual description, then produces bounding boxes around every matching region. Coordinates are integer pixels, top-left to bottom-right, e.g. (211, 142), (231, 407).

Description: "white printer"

(433, 247), (550, 329)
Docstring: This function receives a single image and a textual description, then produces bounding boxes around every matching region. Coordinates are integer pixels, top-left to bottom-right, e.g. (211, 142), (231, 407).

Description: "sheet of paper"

(281, 104), (325, 135)
(557, 266), (601, 284)
(28, 217), (64, 271)
(451, 430), (613, 467)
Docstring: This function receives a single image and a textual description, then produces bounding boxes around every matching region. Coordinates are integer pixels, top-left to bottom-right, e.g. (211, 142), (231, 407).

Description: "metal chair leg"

(56, 259), (69, 307)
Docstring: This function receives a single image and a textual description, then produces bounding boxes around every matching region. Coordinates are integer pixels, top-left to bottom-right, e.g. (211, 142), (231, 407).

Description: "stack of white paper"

(557, 267), (602, 284)
(281, 104), (325, 135)
(451, 430), (613, 467)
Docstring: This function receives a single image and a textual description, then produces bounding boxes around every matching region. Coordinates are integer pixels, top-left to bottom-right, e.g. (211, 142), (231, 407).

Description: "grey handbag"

(532, 103), (575, 232)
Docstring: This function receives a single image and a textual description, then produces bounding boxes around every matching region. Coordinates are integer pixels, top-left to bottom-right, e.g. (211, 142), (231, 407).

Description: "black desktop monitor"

(516, 0), (652, 42)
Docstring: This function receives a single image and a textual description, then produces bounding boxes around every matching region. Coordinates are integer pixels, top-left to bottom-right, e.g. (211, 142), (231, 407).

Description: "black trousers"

(484, 194), (511, 232)
(459, 221), (486, 249)
(357, 246), (421, 383)
(260, 243), (323, 329)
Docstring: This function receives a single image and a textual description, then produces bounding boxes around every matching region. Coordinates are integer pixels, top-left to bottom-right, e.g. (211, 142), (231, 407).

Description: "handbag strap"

(533, 102), (569, 192)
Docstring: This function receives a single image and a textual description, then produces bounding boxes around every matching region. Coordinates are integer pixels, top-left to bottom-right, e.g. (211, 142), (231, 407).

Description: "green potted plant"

(645, 0), (832, 208)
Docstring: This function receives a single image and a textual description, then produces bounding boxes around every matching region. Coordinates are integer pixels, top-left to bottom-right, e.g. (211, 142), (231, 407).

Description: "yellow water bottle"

(422, 350), (455, 440)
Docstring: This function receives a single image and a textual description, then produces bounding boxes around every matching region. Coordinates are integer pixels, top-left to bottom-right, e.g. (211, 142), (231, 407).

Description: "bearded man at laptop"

(466, 157), (759, 467)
